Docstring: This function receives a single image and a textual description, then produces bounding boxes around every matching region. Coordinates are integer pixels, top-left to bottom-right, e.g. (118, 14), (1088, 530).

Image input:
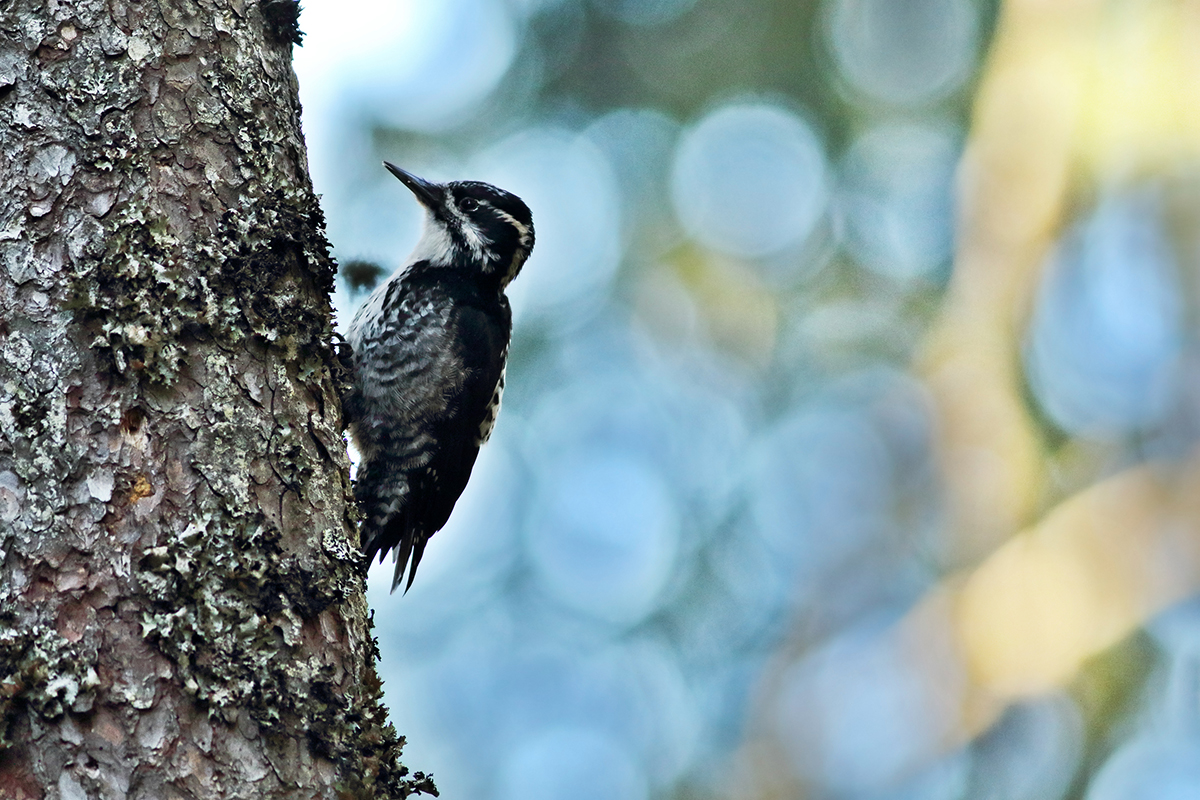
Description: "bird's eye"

(460, 198), (479, 212)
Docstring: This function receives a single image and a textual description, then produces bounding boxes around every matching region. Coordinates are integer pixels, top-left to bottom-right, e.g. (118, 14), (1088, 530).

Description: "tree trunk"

(0, 2), (434, 797)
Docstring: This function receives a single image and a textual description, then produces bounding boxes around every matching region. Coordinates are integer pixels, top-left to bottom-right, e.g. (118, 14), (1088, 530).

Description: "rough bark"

(0, 1), (434, 797)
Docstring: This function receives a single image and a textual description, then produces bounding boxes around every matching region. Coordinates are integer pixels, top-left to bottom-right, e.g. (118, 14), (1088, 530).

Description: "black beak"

(383, 162), (442, 209)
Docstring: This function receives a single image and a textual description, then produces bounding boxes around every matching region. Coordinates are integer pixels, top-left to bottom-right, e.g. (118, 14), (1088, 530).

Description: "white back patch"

(477, 364), (506, 445)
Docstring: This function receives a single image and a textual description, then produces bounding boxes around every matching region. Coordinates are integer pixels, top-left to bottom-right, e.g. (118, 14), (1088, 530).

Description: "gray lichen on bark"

(0, 1), (435, 797)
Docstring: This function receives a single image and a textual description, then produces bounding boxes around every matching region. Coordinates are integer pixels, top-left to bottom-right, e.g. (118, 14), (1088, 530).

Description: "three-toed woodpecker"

(344, 163), (534, 592)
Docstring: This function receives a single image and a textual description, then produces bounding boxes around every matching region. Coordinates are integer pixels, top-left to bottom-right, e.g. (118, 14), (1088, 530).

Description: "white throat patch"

(407, 210), (458, 266)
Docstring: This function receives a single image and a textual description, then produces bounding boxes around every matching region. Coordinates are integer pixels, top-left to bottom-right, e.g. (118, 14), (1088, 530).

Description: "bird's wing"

(349, 290), (464, 449)
(351, 289), (509, 592)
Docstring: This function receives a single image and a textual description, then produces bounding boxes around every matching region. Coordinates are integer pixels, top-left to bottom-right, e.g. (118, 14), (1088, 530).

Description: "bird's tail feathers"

(360, 507), (428, 594)
(355, 459), (429, 593)
(387, 524), (429, 594)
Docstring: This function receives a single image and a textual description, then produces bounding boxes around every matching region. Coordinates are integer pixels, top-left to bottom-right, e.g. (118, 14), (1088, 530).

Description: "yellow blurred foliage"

(637, 246), (779, 366)
(933, 0), (1200, 708)
(740, 0), (1200, 793)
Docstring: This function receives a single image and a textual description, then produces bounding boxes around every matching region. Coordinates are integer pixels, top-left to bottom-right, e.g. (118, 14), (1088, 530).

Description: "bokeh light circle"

(1025, 194), (1184, 438)
(773, 620), (952, 793)
(670, 103), (827, 258)
(1088, 737), (1200, 800)
(294, 0), (517, 132)
(497, 726), (649, 800)
(472, 128), (622, 319)
(826, 0), (978, 107)
(837, 122), (959, 281)
(973, 695), (1083, 800)
(749, 406), (892, 576)
(526, 449), (680, 626)
(584, 108), (682, 253)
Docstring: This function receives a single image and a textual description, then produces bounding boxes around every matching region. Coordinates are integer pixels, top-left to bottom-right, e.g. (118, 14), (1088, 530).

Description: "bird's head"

(385, 162), (535, 289)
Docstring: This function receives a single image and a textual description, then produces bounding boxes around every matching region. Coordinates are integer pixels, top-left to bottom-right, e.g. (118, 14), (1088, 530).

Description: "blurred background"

(293, 0), (1200, 797)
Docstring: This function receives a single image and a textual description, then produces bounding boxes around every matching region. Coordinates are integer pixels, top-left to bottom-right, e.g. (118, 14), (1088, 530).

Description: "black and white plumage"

(344, 163), (534, 592)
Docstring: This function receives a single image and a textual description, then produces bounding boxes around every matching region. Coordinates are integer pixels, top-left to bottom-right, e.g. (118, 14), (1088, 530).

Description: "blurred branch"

(954, 460), (1200, 717)
(919, 0), (1098, 565)
(923, 0), (1200, 720)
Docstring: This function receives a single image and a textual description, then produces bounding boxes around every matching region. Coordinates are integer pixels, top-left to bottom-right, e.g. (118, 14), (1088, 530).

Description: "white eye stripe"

(485, 203), (533, 248)
(444, 198), (488, 260)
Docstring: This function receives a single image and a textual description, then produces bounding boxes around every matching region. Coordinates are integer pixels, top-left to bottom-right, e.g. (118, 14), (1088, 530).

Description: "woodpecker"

(344, 163), (534, 592)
